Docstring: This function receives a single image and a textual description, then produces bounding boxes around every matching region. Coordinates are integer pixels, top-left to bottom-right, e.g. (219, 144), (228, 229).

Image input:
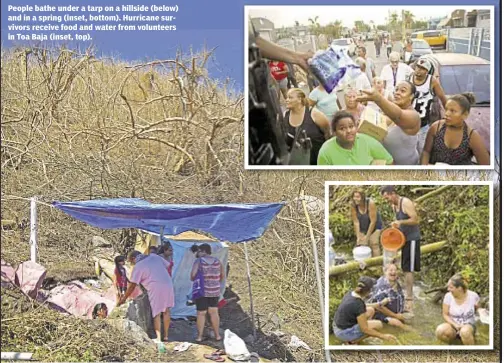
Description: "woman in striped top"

(190, 243), (225, 342)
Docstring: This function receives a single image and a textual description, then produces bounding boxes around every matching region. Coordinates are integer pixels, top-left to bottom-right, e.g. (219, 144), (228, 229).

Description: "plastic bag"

(224, 329), (251, 361)
(308, 47), (360, 93)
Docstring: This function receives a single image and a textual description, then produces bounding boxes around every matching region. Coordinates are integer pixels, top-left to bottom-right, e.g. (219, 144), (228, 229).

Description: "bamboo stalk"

(329, 241), (448, 276)
(414, 185), (452, 204)
(300, 190), (332, 363)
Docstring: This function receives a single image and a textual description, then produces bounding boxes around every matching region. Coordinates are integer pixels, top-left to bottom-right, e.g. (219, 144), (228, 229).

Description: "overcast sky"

(247, 6), (488, 29)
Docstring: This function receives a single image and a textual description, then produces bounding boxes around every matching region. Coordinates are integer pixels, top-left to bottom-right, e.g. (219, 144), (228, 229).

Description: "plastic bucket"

(353, 246), (372, 261)
(380, 227), (406, 252)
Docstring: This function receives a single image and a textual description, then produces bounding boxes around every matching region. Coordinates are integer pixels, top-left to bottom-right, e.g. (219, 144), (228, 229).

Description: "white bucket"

(353, 246), (372, 261)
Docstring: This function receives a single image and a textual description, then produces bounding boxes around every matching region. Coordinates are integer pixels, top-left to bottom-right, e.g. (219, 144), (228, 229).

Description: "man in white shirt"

(353, 57), (372, 91)
(356, 46), (376, 84)
(380, 51), (414, 94)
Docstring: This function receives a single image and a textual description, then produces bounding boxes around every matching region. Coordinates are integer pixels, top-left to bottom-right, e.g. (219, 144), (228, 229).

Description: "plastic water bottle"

(157, 342), (166, 353)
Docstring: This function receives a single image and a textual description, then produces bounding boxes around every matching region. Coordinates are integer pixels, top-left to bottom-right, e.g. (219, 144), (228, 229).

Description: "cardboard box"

(358, 107), (389, 142)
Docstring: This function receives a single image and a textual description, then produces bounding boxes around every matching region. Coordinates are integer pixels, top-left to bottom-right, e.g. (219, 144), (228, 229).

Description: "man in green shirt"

(317, 111), (393, 165)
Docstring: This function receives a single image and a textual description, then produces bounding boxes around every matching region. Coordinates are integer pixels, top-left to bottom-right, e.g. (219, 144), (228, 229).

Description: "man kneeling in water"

(368, 262), (414, 331)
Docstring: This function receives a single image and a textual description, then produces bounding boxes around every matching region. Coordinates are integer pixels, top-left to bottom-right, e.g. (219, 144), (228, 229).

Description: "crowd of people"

(253, 30), (490, 166)
(93, 242), (226, 344)
(332, 186), (484, 345)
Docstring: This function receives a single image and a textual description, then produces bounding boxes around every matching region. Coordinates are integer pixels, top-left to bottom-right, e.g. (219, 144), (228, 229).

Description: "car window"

(440, 64), (490, 104)
(333, 40), (349, 46)
(411, 33), (418, 39)
(412, 41), (430, 49)
(424, 31), (440, 38)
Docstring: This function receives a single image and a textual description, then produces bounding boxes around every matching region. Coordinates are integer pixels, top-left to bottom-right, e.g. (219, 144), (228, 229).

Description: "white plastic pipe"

(29, 197), (37, 263)
(1, 352), (33, 360)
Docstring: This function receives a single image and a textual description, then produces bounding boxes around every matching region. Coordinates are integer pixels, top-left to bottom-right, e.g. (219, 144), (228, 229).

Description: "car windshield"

(440, 64), (490, 104)
(333, 40), (349, 46)
(413, 41), (430, 49)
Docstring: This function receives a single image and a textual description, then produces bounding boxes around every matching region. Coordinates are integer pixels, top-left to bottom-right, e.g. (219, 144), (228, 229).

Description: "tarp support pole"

(243, 243), (256, 340)
(30, 197), (37, 263)
(301, 191), (331, 363)
(159, 226), (165, 244)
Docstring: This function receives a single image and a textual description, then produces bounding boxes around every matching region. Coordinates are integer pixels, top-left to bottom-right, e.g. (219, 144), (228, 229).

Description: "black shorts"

(401, 239), (421, 272)
(195, 297), (219, 311)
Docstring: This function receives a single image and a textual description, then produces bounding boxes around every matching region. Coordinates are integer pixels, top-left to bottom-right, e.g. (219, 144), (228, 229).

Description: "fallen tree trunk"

(329, 241), (448, 277)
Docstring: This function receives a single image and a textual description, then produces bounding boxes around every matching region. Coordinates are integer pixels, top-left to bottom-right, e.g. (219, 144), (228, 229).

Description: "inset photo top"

(246, 6), (495, 170)
(324, 182), (493, 350)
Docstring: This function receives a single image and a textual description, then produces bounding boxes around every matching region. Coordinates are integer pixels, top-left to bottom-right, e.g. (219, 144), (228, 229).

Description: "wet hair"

(198, 243), (212, 255)
(448, 93), (476, 114)
(383, 258), (398, 273)
(331, 111), (355, 133)
(92, 303), (108, 319)
(288, 88), (308, 106)
(355, 276), (375, 295)
(380, 185), (396, 195)
(351, 188), (366, 201)
(449, 273), (468, 292)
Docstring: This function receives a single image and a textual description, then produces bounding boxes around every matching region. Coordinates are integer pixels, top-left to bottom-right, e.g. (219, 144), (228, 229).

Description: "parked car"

(422, 53), (491, 152)
(402, 39), (433, 64)
(411, 30), (447, 48)
(331, 38), (357, 56)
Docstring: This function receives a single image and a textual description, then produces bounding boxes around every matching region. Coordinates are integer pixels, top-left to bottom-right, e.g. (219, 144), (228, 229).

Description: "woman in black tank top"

(420, 93), (490, 165)
(284, 88), (330, 165)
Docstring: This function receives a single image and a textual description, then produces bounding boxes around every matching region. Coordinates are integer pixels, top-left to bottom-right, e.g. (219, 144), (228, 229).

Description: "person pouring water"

(380, 186), (421, 313)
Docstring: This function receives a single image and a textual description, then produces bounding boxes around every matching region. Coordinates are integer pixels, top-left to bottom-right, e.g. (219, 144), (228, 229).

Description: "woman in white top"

(435, 274), (481, 345)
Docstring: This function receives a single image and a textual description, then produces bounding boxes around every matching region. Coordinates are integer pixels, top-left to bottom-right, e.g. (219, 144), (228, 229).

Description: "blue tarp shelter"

(52, 198), (284, 331)
(53, 198), (284, 243)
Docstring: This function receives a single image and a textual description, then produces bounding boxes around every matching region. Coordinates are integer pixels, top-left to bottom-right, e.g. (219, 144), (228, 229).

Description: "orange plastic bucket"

(380, 227), (406, 251)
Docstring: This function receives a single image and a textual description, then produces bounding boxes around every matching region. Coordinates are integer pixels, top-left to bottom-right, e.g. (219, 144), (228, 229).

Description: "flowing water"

(329, 246), (490, 346)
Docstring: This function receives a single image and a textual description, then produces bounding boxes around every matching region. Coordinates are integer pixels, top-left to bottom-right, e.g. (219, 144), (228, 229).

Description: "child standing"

(114, 255), (128, 302)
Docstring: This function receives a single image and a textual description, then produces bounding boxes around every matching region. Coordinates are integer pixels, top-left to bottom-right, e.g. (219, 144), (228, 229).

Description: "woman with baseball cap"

(332, 276), (397, 344)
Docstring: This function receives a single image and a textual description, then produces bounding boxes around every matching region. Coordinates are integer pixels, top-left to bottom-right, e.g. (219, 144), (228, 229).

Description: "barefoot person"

(351, 189), (382, 257)
(333, 276), (397, 344)
(190, 243), (226, 342)
(369, 262), (413, 331)
(118, 251), (175, 343)
(380, 186), (420, 313)
(435, 274), (481, 345)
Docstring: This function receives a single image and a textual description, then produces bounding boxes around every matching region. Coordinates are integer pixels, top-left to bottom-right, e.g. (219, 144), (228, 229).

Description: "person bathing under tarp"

(117, 250), (175, 343)
(333, 276), (397, 344)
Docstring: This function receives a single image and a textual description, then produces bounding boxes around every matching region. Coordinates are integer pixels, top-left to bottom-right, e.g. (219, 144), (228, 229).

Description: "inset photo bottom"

(324, 181), (493, 350)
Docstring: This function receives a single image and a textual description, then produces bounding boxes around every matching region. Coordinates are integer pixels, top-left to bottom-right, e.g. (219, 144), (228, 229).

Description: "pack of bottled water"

(308, 47), (361, 93)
